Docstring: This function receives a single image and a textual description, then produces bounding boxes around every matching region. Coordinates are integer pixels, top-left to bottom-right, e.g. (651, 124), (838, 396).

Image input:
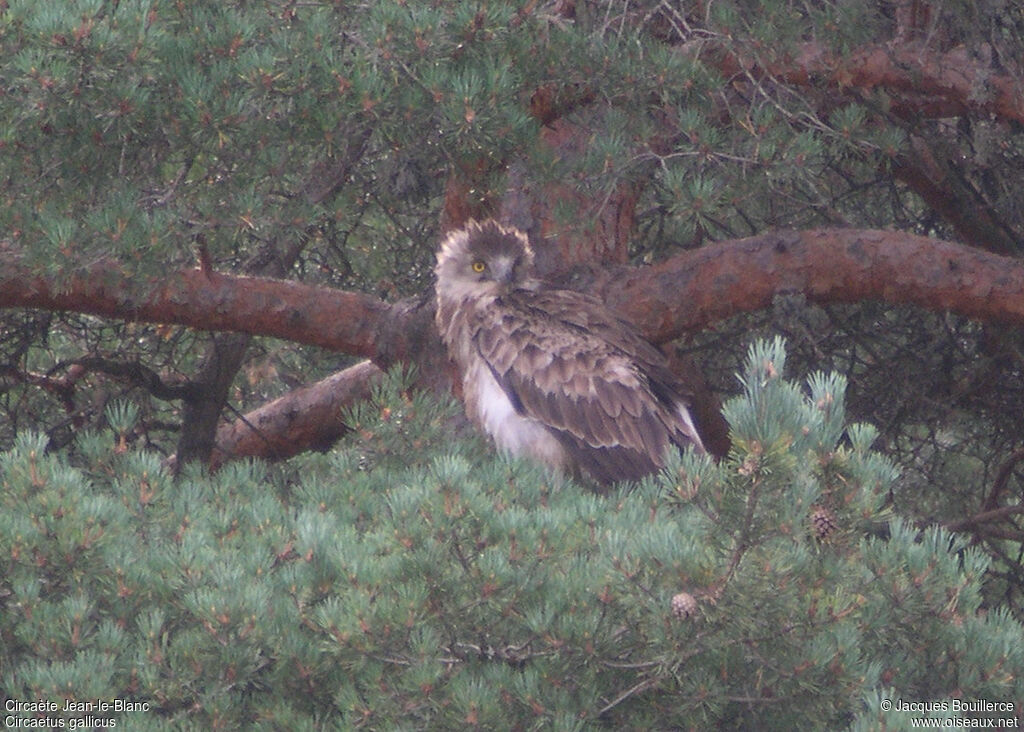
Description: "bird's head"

(435, 219), (536, 298)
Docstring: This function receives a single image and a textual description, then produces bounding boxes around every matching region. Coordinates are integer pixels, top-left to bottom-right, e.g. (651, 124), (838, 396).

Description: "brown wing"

(471, 287), (704, 484)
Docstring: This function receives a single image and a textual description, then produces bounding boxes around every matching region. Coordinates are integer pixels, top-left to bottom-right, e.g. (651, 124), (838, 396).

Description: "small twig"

(597, 677), (658, 716)
(64, 356), (200, 401)
(600, 659), (661, 670)
(723, 473), (763, 584)
(982, 447), (1024, 512)
(945, 504), (1024, 533)
(1, 365), (82, 412)
(448, 528), (475, 573)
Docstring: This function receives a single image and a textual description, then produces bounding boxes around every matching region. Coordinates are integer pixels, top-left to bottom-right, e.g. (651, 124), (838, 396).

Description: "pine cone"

(671, 591), (698, 619)
(810, 505), (838, 541)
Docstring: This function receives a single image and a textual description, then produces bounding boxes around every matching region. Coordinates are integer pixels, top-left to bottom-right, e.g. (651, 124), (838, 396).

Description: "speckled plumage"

(435, 219), (704, 485)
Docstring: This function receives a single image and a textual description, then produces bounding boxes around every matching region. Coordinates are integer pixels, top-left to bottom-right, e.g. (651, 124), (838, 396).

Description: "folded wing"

(471, 288), (704, 484)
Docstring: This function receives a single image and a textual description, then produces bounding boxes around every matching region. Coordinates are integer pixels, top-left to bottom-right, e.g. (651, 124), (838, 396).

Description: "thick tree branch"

(523, 38), (1024, 257)
(0, 250), (392, 364)
(892, 137), (1021, 256)
(711, 41), (1024, 126)
(944, 504), (1024, 535)
(7, 229), (1024, 468)
(4, 229), (1024, 362)
(207, 360), (382, 470)
(685, 38), (1024, 254)
(0, 364), (82, 413)
(527, 34), (1023, 130)
(982, 447), (1024, 514)
(603, 228), (1024, 344)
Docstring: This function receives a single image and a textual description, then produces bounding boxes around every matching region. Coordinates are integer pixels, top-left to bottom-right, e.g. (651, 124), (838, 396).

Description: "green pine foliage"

(0, 0), (909, 287)
(2, 343), (1020, 729)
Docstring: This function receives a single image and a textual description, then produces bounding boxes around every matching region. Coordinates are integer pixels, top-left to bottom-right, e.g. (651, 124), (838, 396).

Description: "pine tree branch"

(944, 505), (1024, 535)
(8, 230), (1022, 356)
(206, 359), (381, 470)
(602, 228), (1024, 344)
(891, 136), (1021, 256)
(708, 40), (1024, 126)
(0, 364), (82, 412)
(982, 447), (1024, 513)
(527, 37), (1024, 130)
(705, 35), (1024, 256)
(520, 36), (1023, 255)
(0, 245), (393, 361)
(6, 228), (1024, 468)
(65, 356), (200, 400)
(597, 677), (659, 717)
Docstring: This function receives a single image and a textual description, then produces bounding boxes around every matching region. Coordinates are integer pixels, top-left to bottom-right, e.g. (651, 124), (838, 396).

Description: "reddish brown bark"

(0, 253), (390, 363)
(528, 119), (639, 272)
(891, 138), (1019, 256)
(701, 38), (1024, 256)
(499, 37), (1024, 262)
(605, 228), (1024, 343)
(710, 41), (1024, 126)
(5, 229), (1024, 365)
(207, 360), (381, 470)
(7, 228), (1024, 466)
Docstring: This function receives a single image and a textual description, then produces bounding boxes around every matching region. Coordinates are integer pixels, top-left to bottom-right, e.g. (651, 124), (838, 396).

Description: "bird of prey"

(434, 219), (705, 486)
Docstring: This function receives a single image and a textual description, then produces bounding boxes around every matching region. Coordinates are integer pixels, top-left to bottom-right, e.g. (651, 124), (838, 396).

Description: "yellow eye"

(471, 260), (486, 273)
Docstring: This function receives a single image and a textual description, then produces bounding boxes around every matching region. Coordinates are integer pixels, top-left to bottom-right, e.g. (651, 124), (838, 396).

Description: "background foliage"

(3, 344), (1021, 728)
(2, 0), (1024, 725)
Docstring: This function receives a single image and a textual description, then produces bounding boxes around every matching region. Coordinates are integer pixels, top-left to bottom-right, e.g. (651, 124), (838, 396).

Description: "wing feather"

(596, 383), (624, 419)
(469, 287), (703, 484)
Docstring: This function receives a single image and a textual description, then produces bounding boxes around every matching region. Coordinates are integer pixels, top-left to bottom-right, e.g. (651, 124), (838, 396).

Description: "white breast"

(464, 360), (569, 472)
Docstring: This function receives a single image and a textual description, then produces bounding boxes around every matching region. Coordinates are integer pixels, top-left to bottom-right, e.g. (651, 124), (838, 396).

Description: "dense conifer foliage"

(2, 346), (1021, 727)
(1, 1), (1023, 725)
